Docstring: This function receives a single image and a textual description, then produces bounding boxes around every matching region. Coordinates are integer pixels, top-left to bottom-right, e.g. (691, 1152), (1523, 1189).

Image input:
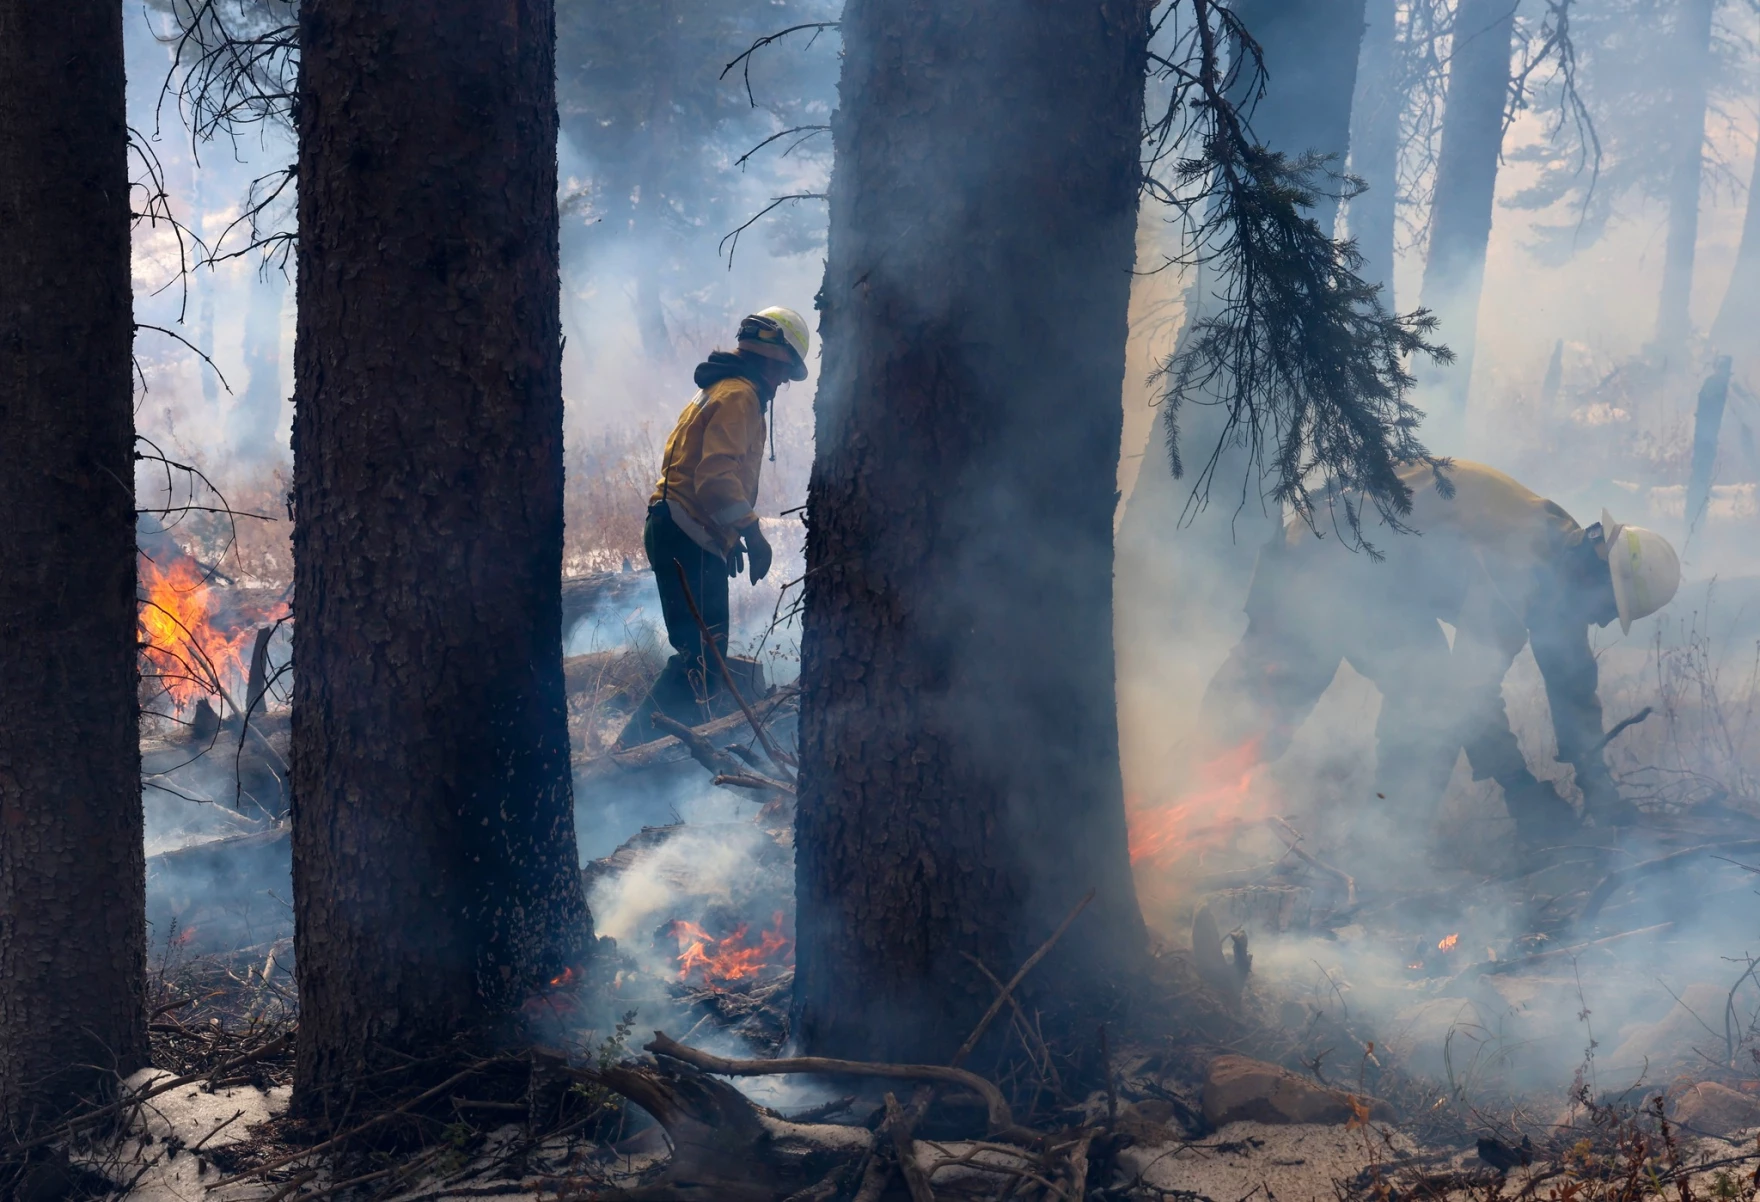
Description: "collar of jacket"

(693, 350), (775, 406)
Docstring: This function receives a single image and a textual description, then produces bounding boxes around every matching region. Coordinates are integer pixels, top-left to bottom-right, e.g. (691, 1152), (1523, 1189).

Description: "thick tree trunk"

(291, 0), (591, 1120)
(794, 0), (1151, 1066)
(1654, 0), (1715, 355)
(1418, 0), (1517, 425)
(0, 0), (146, 1132)
(232, 268), (287, 460)
(1345, 0), (1400, 305)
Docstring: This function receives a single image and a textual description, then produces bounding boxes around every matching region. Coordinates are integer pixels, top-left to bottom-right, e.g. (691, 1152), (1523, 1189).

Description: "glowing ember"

(1437, 933), (1460, 952)
(666, 913), (793, 987)
(1128, 738), (1268, 867)
(138, 555), (278, 716)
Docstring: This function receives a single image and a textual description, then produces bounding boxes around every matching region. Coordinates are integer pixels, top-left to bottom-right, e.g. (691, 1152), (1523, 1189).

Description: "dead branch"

(951, 888), (1095, 1071)
(207, 1060), (501, 1187)
(1467, 923), (1676, 977)
(713, 772), (797, 794)
(884, 1092), (936, 1202)
(643, 1031), (1030, 1141)
(1582, 839), (1760, 921)
(650, 713), (746, 778)
(1591, 705), (1654, 755)
(1266, 816), (1356, 905)
(573, 709), (758, 776)
(670, 560), (796, 779)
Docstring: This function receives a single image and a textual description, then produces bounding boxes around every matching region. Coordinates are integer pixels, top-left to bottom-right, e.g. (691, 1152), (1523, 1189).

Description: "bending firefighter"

(619, 306), (810, 746)
(1199, 461), (1680, 842)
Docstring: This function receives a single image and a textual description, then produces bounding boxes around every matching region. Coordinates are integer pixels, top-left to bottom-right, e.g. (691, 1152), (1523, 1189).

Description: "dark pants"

(645, 502), (729, 663)
(619, 504), (728, 745)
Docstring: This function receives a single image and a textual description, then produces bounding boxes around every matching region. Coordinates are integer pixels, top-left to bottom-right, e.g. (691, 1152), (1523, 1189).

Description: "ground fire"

(664, 913), (793, 988)
(1128, 737), (1269, 868)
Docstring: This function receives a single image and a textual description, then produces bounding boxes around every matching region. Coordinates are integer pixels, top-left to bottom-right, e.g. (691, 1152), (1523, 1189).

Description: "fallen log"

(1581, 839), (1760, 921)
(570, 709), (757, 778)
(1461, 922), (1675, 978)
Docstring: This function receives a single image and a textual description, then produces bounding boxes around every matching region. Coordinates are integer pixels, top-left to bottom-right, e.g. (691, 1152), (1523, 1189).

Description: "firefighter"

(620, 306), (810, 744)
(1199, 461), (1680, 843)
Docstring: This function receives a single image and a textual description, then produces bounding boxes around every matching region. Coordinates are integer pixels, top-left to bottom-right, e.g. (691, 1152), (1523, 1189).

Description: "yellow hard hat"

(738, 306), (811, 380)
(1601, 509), (1680, 634)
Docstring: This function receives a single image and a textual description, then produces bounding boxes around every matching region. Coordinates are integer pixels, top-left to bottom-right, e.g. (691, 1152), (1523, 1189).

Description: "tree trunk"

(291, 0), (592, 1120)
(232, 267), (287, 460)
(0, 0), (146, 1132)
(1418, 0), (1517, 424)
(1345, 0), (1400, 304)
(1707, 74), (1760, 361)
(1232, 0), (1369, 240)
(793, 0), (1151, 1067)
(1654, 0), (1715, 356)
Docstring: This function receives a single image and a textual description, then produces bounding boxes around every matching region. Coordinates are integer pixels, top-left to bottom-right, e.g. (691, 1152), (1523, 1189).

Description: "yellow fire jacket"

(1249, 460), (1607, 778)
(649, 376), (766, 556)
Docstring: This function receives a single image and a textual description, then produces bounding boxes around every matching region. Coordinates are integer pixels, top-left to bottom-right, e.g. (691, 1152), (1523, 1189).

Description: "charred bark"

(1654, 0), (1715, 356)
(794, 0), (1151, 1065)
(0, 0), (146, 1132)
(290, 0), (592, 1120)
(1418, 0), (1517, 423)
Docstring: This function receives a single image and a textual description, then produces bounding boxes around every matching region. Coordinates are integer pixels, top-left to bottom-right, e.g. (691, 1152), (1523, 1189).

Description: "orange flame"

(138, 556), (276, 715)
(667, 913), (793, 987)
(549, 966), (577, 988)
(1128, 738), (1269, 867)
(1437, 933), (1459, 952)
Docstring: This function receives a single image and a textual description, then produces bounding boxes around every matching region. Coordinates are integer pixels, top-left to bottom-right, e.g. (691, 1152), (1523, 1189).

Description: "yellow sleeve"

(692, 386), (761, 530)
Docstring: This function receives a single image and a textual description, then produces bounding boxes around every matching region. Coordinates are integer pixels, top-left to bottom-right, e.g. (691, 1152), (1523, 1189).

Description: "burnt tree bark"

(1418, 0), (1517, 425)
(290, 0), (591, 1120)
(794, 0), (1151, 1065)
(1654, 0), (1716, 355)
(0, 0), (146, 1132)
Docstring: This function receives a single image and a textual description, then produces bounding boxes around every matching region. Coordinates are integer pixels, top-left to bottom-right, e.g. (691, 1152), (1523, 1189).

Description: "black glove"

(738, 522), (773, 584)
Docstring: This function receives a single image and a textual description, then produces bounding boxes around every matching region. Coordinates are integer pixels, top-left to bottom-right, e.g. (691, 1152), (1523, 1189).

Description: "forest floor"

(97, 578), (1760, 1200)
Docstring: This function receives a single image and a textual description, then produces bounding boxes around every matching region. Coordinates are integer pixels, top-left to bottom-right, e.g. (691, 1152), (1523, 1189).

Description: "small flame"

(1128, 738), (1268, 867)
(667, 912), (793, 986)
(1438, 933), (1460, 952)
(549, 966), (577, 988)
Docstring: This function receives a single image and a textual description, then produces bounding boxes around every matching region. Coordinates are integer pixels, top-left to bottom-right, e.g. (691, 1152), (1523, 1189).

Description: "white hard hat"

(738, 306), (811, 380)
(1601, 509), (1680, 634)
